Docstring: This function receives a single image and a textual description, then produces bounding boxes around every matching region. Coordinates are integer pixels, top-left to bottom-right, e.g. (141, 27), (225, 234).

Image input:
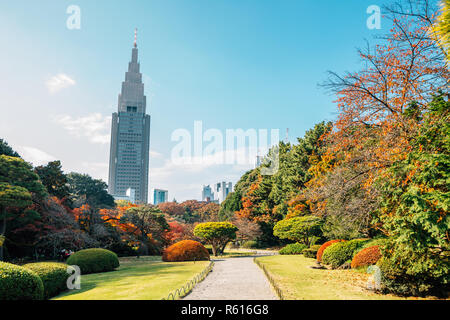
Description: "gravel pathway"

(183, 256), (278, 300)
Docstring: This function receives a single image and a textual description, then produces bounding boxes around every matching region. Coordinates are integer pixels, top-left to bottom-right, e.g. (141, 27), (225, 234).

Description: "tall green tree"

(67, 173), (115, 209)
(377, 94), (450, 296)
(0, 139), (20, 157)
(35, 161), (70, 202)
(0, 156), (46, 260)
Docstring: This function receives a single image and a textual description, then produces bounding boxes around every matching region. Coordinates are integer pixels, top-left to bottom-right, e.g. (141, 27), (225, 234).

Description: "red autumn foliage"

(157, 202), (185, 216)
(322, 14), (449, 191)
(162, 240), (210, 262)
(351, 245), (382, 269)
(164, 220), (195, 244)
(99, 203), (140, 236)
(316, 239), (346, 262)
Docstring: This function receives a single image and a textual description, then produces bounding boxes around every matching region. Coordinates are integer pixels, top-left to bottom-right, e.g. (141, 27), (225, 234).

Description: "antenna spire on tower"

(134, 28), (138, 48)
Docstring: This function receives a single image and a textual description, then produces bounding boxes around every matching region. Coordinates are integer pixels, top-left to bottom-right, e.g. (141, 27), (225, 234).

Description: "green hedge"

(302, 244), (322, 258)
(377, 256), (448, 297)
(66, 248), (119, 274)
(0, 262), (44, 300)
(322, 239), (369, 269)
(279, 243), (307, 255)
(23, 262), (69, 299)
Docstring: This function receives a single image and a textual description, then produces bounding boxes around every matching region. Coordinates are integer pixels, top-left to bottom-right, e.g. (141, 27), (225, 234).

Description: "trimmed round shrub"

(322, 239), (369, 269)
(279, 243), (307, 255)
(0, 262), (44, 300)
(66, 248), (119, 274)
(242, 240), (259, 249)
(302, 244), (322, 258)
(162, 240), (210, 262)
(351, 246), (382, 269)
(316, 240), (345, 262)
(23, 262), (69, 299)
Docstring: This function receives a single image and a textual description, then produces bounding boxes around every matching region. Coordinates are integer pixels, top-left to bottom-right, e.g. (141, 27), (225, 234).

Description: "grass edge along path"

(164, 261), (214, 300)
(53, 256), (210, 300)
(254, 255), (410, 300)
(254, 257), (284, 300)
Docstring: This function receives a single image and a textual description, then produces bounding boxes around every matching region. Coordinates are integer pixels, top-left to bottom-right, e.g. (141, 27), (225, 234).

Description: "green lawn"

(255, 255), (410, 300)
(53, 256), (210, 300)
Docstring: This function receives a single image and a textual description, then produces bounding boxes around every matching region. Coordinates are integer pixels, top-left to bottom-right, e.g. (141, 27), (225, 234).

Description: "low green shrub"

(0, 262), (44, 300)
(322, 239), (369, 269)
(316, 240), (346, 262)
(242, 240), (259, 249)
(279, 243), (307, 255)
(302, 244), (322, 258)
(377, 255), (449, 297)
(23, 262), (69, 299)
(66, 248), (120, 274)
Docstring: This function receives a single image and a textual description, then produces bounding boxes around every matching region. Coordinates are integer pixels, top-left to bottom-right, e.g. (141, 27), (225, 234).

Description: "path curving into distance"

(183, 255), (278, 300)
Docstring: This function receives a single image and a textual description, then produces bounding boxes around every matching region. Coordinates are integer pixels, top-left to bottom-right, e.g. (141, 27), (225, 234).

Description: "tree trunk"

(211, 242), (217, 256)
(219, 242), (228, 255)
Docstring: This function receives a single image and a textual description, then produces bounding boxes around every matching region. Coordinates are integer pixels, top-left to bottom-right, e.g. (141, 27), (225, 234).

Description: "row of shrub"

(277, 243), (322, 258)
(316, 238), (387, 269)
(279, 243), (307, 255)
(0, 248), (121, 300)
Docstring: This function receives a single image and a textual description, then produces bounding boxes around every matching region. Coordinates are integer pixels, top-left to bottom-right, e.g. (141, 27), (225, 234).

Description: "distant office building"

(202, 185), (214, 202)
(108, 30), (151, 204)
(153, 189), (168, 205)
(216, 181), (233, 203)
(202, 182), (233, 204)
(113, 188), (136, 204)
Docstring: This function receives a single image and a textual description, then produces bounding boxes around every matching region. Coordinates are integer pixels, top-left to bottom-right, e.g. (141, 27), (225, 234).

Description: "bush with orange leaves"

(316, 239), (345, 262)
(162, 240), (210, 262)
(351, 245), (381, 269)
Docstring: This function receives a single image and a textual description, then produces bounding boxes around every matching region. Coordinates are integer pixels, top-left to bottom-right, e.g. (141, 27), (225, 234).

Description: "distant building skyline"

(108, 32), (151, 204)
(202, 185), (214, 202)
(153, 189), (168, 205)
(112, 188), (136, 204)
(202, 181), (233, 204)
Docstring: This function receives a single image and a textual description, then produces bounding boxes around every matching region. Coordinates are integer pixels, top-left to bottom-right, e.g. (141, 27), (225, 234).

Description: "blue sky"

(0, 0), (387, 201)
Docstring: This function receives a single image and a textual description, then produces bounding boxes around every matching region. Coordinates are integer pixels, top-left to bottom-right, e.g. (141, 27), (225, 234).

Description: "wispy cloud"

(46, 73), (76, 94)
(52, 113), (111, 144)
(16, 146), (56, 166)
